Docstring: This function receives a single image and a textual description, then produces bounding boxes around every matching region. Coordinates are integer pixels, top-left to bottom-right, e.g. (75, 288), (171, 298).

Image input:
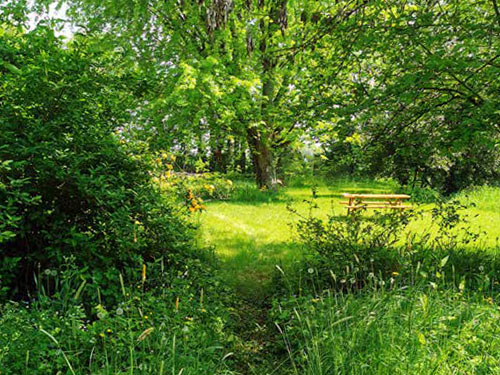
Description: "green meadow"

(201, 180), (500, 292)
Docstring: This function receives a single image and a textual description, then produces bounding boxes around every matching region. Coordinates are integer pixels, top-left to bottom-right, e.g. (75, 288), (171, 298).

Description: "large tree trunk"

(247, 127), (278, 190)
(242, 0), (285, 190)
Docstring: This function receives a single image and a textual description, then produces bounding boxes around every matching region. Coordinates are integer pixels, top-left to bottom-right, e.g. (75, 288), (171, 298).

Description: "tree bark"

(247, 127), (278, 190)
(246, 4), (279, 190)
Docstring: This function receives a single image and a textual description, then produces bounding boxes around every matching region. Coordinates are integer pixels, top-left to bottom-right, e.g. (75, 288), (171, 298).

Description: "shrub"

(403, 185), (442, 203)
(155, 167), (235, 202)
(0, 27), (195, 299)
(282, 198), (489, 295)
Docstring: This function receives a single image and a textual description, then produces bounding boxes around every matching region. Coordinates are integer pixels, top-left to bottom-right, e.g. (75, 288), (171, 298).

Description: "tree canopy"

(5, 0), (500, 191)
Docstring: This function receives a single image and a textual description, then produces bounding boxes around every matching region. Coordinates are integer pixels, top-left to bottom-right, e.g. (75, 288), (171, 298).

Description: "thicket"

(0, 26), (197, 300)
(0, 25), (239, 374)
(282, 198), (495, 295)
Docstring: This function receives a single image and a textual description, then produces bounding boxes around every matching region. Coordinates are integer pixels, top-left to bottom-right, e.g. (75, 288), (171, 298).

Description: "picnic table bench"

(341, 193), (412, 214)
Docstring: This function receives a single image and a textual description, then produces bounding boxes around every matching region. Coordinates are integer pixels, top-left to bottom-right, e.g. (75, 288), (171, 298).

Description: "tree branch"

(492, 0), (500, 27)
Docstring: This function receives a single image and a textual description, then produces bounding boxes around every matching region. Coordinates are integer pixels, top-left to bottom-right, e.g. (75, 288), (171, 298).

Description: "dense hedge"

(0, 26), (194, 299)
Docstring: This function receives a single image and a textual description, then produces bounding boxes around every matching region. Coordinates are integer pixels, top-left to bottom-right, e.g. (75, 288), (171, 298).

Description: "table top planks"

(342, 193), (411, 199)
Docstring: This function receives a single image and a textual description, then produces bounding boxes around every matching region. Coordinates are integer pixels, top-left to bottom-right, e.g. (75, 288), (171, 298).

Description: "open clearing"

(201, 180), (500, 297)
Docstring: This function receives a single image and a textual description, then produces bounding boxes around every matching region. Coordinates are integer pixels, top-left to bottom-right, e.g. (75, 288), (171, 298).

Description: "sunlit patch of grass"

(199, 180), (500, 297)
(456, 185), (500, 212)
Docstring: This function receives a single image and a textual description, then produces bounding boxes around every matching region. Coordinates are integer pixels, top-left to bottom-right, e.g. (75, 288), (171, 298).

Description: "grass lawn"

(200, 179), (500, 297)
(198, 179), (500, 374)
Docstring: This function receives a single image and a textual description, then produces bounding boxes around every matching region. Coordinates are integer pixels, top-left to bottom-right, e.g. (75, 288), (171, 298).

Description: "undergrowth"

(1, 182), (500, 374)
(0, 256), (237, 375)
(268, 194), (500, 374)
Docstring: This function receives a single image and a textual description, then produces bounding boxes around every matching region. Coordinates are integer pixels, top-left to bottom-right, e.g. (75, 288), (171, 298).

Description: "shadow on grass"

(215, 237), (302, 301)
(224, 183), (292, 205)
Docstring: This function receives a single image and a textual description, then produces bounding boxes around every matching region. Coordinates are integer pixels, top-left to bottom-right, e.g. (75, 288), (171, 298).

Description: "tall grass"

(0, 260), (236, 375)
(275, 285), (500, 375)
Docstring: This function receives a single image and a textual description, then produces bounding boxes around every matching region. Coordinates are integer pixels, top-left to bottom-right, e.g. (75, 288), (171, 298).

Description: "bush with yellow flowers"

(155, 163), (235, 202)
(186, 189), (206, 213)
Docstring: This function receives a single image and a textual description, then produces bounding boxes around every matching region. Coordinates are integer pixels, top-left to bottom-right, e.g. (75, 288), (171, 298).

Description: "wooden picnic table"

(341, 193), (412, 213)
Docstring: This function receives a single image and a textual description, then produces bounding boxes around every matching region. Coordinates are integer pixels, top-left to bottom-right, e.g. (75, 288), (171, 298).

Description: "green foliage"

(0, 26), (195, 298)
(285, 198), (489, 295)
(271, 286), (500, 374)
(0, 259), (236, 375)
(403, 185), (443, 203)
(163, 173), (235, 202)
(306, 1), (500, 193)
(31, 0), (499, 191)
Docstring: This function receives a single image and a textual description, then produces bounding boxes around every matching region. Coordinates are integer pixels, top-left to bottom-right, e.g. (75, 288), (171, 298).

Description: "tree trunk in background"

(233, 137), (246, 172)
(239, 144), (247, 173)
(223, 137), (233, 173)
(247, 127), (277, 190)
(209, 129), (224, 172)
(248, 1), (283, 191)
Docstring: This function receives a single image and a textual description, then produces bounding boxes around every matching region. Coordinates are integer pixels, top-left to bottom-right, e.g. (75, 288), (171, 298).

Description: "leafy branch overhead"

(13, 0), (500, 192)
